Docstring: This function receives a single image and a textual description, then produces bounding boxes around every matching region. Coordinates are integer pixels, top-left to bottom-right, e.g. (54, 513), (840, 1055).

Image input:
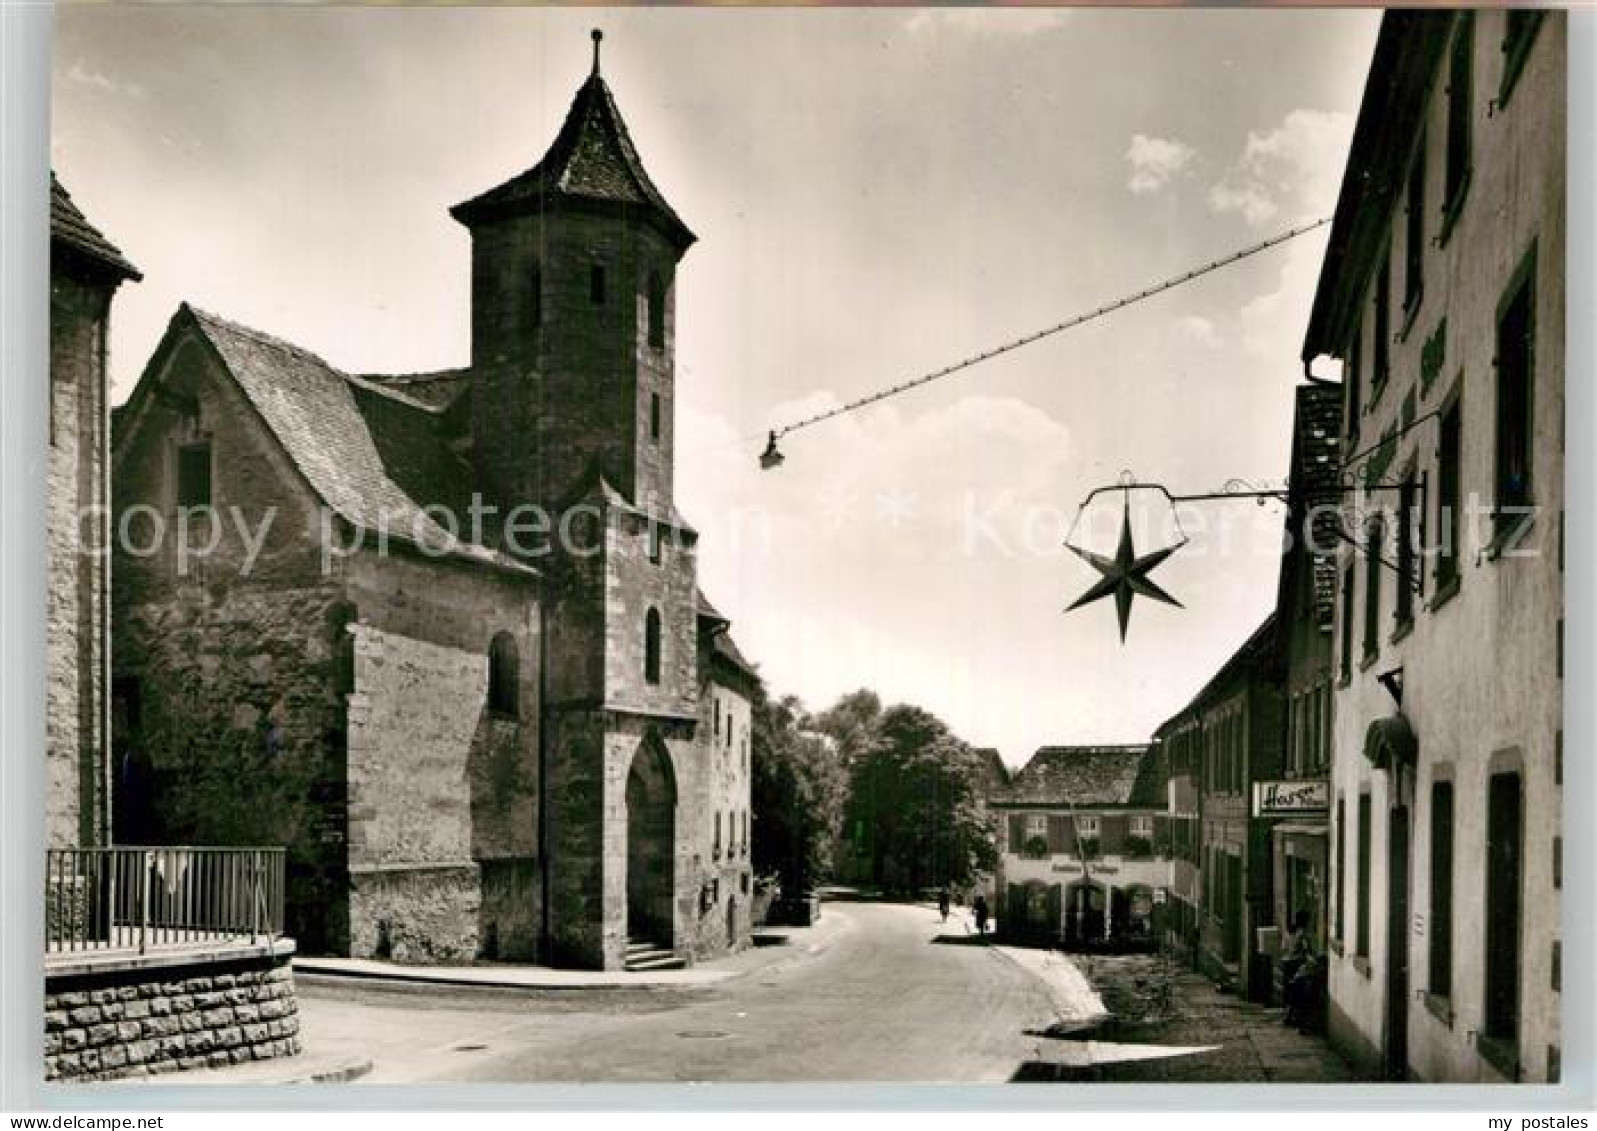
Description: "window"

(647, 521), (662, 565)
(1405, 136), (1426, 313)
(713, 811), (722, 859)
(1373, 256), (1391, 394)
(1436, 396), (1463, 589)
(1025, 813), (1047, 840)
(644, 609), (662, 685)
(647, 271), (666, 349)
(1445, 15), (1474, 223)
(714, 697), (721, 738)
(1500, 11), (1544, 107)
(1076, 815), (1100, 839)
(176, 442), (212, 509)
(590, 263), (606, 306)
(1363, 516), (1384, 661)
(487, 632), (519, 717)
(650, 393), (661, 442)
(1345, 323), (1363, 443)
(1495, 257), (1536, 537)
(1429, 781), (1454, 998)
(1334, 796), (1346, 942)
(1340, 562), (1356, 682)
(1130, 815), (1154, 839)
(1396, 472), (1417, 627)
(1484, 771), (1523, 1045)
(1356, 793), (1372, 958)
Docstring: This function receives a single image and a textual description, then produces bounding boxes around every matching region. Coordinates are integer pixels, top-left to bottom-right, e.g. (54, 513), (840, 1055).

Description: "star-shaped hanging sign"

(1066, 505), (1184, 641)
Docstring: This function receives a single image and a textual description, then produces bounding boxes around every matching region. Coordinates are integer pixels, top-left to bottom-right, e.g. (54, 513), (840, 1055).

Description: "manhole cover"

(675, 1029), (731, 1040)
(453, 1043), (488, 1052)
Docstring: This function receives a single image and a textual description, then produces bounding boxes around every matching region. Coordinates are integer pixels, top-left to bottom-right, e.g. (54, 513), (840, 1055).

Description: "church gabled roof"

(116, 304), (533, 579)
(51, 172), (141, 281)
(449, 36), (695, 250)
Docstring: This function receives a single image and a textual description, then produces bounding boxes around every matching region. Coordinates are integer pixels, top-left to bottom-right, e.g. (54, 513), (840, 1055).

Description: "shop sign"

(1252, 779), (1329, 817)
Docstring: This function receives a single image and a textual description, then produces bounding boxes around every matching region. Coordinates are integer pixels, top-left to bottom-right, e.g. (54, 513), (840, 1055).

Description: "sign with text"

(1252, 779), (1329, 817)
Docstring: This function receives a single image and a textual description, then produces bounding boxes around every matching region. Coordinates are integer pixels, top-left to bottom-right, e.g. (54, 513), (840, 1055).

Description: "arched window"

(647, 271), (666, 349)
(644, 609), (662, 685)
(488, 632), (519, 717)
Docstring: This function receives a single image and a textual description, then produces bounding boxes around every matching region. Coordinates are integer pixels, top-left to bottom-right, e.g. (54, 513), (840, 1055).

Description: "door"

(1385, 805), (1411, 1080)
(626, 741), (676, 943)
(1484, 773), (1523, 1059)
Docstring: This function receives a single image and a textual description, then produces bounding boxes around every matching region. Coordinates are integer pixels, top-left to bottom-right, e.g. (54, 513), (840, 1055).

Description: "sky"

(54, 6), (1380, 768)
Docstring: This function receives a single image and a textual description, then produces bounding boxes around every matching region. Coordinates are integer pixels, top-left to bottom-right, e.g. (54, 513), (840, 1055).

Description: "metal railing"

(44, 846), (285, 957)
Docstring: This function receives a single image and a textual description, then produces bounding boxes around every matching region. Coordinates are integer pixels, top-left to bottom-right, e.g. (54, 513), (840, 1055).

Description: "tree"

(750, 688), (846, 897)
(842, 704), (997, 895)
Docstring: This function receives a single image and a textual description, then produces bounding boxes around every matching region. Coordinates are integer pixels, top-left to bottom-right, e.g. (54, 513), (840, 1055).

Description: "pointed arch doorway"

(626, 737), (676, 946)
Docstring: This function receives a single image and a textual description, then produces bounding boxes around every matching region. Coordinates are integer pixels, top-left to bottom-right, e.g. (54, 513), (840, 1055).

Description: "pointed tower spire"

(449, 29), (695, 250)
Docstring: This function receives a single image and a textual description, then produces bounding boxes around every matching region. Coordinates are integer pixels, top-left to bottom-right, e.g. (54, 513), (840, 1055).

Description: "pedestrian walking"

(938, 887), (951, 922)
(973, 894), (989, 937)
(1281, 910), (1316, 1029)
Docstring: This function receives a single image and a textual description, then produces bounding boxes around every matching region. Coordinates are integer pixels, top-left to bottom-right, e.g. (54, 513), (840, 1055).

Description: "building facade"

(1150, 618), (1284, 995)
(1302, 11), (1564, 1082)
(991, 745), (1167, 948)
(110, 41), (758, 970)
(1262, 383), (1341, 960)
(47, 175), (141, 850)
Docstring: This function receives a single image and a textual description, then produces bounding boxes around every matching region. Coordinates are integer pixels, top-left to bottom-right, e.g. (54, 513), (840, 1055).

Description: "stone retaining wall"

(44, 944), (299, 1081)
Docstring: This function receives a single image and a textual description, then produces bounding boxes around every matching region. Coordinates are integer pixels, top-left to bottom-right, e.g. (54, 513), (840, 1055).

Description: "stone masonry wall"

(48, 270), (114, 849)
(112, 333), (354, 953)
(342, 549), (541, 963)
(470, 211), (681, 514)
(44, 949), (299, 1082)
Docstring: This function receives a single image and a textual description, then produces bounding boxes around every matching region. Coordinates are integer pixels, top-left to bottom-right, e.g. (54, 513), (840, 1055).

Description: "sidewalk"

(293, 912), (848, 993)
(1016, 951), (1370, 1082)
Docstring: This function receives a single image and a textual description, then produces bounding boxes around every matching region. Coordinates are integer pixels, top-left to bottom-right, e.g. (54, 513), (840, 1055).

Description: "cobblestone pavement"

(1013, 951), (1371, 1083)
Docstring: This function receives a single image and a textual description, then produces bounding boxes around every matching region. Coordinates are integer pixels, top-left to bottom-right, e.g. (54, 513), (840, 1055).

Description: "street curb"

(109, 1055), (375, 1087)
(289, 1057), (375, 1085)
(293, 966), (720, 994)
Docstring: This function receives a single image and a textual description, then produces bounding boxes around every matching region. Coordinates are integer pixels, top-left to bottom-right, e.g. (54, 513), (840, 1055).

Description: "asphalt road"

(299, 900), (1061, 1083)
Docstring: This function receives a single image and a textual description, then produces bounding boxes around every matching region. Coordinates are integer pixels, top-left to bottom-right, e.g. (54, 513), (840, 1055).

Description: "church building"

(109, 33), (758, 971)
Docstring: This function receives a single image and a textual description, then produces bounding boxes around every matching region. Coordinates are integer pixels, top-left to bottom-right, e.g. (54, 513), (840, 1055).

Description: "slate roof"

(355, 368), (471, 411)
(450, 66), (695, 250)
(1290, 382), (1344, 626)
(696, 590), (759, 684)
(993, 745), (1160, 809)
(174, 306), (530, 576)
(51, 173), (141, 281)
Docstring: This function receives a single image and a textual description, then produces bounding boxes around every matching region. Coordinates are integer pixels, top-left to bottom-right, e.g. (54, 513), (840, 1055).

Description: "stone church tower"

(452, 32), (741, 969)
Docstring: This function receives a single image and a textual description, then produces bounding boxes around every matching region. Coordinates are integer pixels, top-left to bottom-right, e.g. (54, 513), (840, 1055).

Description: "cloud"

(1125, 134), (1195, 195)
(1237, 230), (1332, 357)
(1175, 314), (1222, 349)
(1207, 108), (1353, 227)
(64, 60), (146, 100)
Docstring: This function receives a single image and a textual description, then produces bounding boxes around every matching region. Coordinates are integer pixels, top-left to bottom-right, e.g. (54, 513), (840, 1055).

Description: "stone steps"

(624, 937), (683, 972)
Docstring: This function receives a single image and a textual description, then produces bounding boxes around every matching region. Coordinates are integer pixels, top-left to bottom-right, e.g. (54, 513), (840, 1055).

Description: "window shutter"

(1047, 814), (1066, 855)
(1102, 815), (1127, 854)
(1008, 814), (1025, 853)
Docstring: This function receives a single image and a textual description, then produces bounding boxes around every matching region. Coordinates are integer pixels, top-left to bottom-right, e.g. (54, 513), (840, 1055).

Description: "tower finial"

(591, 29), (603, 75)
